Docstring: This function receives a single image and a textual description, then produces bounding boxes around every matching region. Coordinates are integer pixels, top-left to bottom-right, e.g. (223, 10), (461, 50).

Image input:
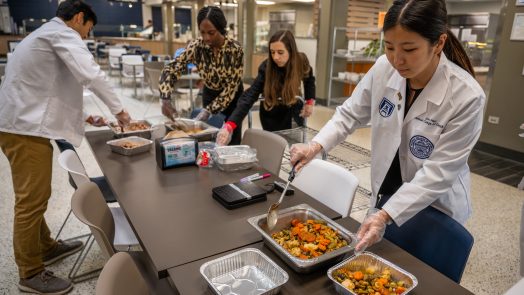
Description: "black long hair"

(197, 6), (227, 36)
(383, 0), (474, 77)
(56, 0), (97, 26)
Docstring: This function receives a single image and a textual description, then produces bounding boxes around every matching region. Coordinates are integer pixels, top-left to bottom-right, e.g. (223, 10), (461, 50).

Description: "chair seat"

(384, 206), (473, 283)
(91, 177), (117, 203)
(110, 207), (139, 248)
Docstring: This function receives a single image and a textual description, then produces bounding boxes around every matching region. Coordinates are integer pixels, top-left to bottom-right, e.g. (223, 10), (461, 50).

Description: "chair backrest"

(144, 66), (162, 95)
(121, 55), (144, 76)
(293, 159), (359, 217)
(109, 48), (127, 68)
(57, 149), (90, 188)
(96, 252), (149, 295)
(71, 182), (116, 260)
(384, 206), (474, 283)
(144, 61), (165, 71)
(8, 40), (21, 52)
(241, 128), (288, 175)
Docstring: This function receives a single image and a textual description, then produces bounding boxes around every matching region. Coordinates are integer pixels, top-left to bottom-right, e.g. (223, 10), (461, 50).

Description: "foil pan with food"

(248, 203), (357, 273)
(200, 248), (288, 295)
(327, 252), (417, 295)
(164, 118), (219, 141)
(109, 120), (153, 139)
(106, 136), (153, 156)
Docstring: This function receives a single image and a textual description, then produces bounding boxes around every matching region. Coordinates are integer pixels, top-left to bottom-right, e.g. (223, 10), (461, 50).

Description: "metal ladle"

(267, 163), (298, 230)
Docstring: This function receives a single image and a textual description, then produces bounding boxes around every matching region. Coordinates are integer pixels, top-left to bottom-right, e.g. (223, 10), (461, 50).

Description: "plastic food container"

(213, 145), (258, 172)
(247, 204), (357, 273)
(106, 136), (153, 156)
(200, 248), (288, 295)
(327, 252), (418, 295)
(165, 118), (219, 142)
(108, 120), (153, 139)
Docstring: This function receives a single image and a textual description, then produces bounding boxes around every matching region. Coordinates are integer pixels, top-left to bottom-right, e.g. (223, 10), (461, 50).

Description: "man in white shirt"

(0, 1), (131, 294)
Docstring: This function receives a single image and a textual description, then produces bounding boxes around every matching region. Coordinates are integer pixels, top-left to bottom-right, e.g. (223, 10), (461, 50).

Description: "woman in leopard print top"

(159, 6), (244, 144)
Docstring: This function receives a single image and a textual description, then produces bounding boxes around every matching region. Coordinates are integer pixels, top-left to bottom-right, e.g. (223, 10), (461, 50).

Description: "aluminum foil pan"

(248, 204), (357, 273)
(327, 252), (418, 295)
(109, 120), (153, 139)
(200, 248), (288, 295)
(213, 145), (258, 172)
(165, 118), (219, 141)
(106, 136), (153, 156)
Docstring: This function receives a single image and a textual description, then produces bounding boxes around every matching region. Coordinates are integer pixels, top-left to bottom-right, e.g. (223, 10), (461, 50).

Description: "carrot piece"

(291, 219), (300, 227)
(304, 233), (316, 242)
(353, 271), (364, 281)
(395, 286), (406, 294)
(318, 244), (326, 251)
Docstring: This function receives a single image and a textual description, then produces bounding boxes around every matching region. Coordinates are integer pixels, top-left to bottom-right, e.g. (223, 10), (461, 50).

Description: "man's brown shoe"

(19, 270), (73, 294)
(43, 240), (83, 266)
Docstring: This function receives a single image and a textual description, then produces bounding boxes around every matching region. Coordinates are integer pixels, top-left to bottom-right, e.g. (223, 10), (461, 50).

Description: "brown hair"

(263, 30), (311, 110)
(383, 0), (475, 77)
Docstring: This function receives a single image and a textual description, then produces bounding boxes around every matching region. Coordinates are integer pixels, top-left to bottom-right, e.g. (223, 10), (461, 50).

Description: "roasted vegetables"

(271, 218), (348, 259)
(333, 266), (409, 295)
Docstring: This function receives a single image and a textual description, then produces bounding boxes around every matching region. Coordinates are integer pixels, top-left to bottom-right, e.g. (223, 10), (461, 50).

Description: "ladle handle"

(288, 162), (299, 182)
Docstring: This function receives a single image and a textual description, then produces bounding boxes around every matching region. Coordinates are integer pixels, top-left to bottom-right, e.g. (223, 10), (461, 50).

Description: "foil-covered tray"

(248, 204), (357, 273)
(327, 252), (418, 295)
(213, 145), (258, 172)
(200, 248), (288, 295)
(106, 136), (153, 156)
(165, 118), (219, 141)
(108, 120), (153, 139)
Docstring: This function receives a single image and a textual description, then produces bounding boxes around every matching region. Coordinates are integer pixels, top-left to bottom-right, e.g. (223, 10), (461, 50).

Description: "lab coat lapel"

(403, 54), (449, 125)
(372, 71), (405, 194)
(385, 70), (406, 127)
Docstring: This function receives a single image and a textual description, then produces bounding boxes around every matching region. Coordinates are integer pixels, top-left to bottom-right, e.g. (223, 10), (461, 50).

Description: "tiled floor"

(1, 68), (524, 294)
(468, 150), (524, 188)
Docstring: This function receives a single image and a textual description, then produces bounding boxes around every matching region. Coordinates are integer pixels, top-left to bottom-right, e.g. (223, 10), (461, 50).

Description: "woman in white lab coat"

(290, 0), (485, 252)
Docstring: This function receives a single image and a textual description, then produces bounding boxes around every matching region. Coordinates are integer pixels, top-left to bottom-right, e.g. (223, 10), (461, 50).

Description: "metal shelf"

(331, 77), (357, 85)
(332, 53), (377, 62)
(327, 27), (383, 106)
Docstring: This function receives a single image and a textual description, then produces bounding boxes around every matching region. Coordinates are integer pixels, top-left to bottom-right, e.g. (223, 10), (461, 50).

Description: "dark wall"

(8, 0), (142, 36)
(151, 6), (191, 34)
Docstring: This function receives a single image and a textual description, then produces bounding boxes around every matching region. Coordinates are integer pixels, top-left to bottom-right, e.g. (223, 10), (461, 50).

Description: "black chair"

(384, 206), (474, 283)
(54, 140), (117, 241)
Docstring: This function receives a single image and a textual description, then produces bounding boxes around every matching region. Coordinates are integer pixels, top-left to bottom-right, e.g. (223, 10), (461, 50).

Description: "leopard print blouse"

(159, 37), (243, 114)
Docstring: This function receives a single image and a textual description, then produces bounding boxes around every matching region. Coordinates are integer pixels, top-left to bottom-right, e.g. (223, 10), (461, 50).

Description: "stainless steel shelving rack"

(327, 26), (383, 106)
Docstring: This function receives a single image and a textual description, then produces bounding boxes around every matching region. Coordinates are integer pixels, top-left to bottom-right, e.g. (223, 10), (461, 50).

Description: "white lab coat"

(313, 54), (485, 226)
(0, 17), (123, 147)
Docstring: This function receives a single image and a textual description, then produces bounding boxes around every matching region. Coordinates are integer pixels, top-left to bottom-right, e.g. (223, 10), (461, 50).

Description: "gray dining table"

(85, 129), (341, 279)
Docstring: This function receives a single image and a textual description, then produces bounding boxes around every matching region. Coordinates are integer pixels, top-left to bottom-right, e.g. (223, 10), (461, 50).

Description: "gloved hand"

(354, 208), (391, 255)
(300, 104), (314, 118)
(161, 99), (177, 120)
(289, 141), (322, 171)
(216, 122), (235, 146)
(85, 115), (107, 127)
(114, 110), (131, 128)
(195, 108), (211, 122)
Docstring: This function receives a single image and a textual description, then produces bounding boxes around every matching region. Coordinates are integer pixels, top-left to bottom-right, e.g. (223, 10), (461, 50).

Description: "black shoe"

(43, 240), (83, 266)
(19, 270), (73, 294)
